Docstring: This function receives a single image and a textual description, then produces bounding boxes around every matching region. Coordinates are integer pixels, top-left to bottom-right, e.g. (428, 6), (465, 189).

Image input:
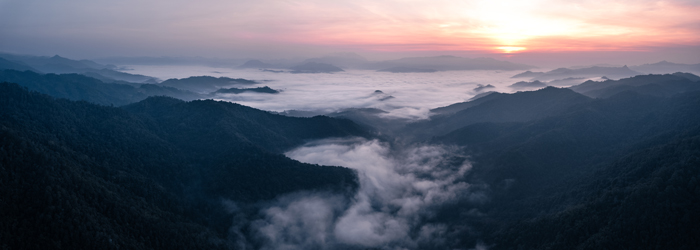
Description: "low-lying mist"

(232, 138), (482, 249)
(118, 63), (680, 249)
(123, 66), (580, 120)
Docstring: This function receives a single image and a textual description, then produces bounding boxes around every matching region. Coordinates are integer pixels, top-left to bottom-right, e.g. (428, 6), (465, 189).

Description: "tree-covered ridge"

(0, 69), (201, 106)
(407, 86), (592, 140)
(0, 82), (366, 249)
(211, 86), (280, 94)
(159, 76), (257, 93)
(570, 72), (700, 98)
(431, 89), (700, 249)
(0, 54), (158, 83)
(491, 129), (700, 249)
(123, 95), (371, 154)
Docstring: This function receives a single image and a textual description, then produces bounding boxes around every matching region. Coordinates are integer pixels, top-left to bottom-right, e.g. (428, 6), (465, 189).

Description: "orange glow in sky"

(498, 47), (527, 54)
(222, 0), (700, 54)
(2, 0), (700, 58)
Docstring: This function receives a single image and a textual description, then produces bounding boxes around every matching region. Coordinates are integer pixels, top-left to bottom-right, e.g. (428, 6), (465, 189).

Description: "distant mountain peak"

(239, 59), (273, 68)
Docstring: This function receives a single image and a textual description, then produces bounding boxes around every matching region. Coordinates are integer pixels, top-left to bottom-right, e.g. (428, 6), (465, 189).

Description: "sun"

(497, 46), (527, 53)
(463, 0), (578, 52)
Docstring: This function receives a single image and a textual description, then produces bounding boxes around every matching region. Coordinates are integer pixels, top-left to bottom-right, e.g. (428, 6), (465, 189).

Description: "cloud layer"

(124, 66), (530, 119)
(242, 138), (477, 249)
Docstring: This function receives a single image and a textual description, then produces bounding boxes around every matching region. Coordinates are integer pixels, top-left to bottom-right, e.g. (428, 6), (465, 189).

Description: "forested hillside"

(429, 88), (700, 249)
(0, 82), (367, 249)
(0, 70), (202, 106)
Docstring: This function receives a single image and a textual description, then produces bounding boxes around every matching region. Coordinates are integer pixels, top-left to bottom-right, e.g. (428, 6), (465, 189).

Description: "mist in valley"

(91, 56), (696, 249)
(2, 48), (700, 249)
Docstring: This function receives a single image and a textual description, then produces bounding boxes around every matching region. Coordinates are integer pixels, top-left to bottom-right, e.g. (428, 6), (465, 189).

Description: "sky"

(1, 0), (700, 65)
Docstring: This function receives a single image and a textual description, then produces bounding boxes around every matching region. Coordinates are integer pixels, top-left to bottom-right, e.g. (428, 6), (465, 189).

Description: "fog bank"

(238, 138), (480, 249)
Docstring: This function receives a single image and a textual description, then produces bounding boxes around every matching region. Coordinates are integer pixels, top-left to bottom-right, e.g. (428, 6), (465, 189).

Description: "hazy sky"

(1, 0), (699, 65)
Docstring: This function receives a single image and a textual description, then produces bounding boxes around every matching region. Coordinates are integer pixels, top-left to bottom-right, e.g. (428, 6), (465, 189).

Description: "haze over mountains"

(3, 0), (700, 247)
(1, 51), (700, 249)
(0, 53), (158, 83)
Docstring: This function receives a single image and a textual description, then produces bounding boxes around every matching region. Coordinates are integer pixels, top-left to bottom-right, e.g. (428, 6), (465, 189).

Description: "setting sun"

(497, 46), (527, 53)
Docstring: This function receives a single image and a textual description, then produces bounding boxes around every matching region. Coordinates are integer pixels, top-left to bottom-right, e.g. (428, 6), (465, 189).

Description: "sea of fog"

(124, 65), (575, 249)
(124, 65), (571, 120)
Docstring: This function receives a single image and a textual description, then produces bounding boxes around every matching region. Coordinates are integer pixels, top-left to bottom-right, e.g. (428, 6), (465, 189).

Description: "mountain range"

(0, 82), (369, 249)
(238, 54), (535, 72)
(0, 53), (158, 83)
(1, 52), (700, 249)
(512, 65), (641, 81)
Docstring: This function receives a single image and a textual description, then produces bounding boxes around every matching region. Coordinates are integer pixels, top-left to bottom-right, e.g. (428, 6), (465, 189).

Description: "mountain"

(547, 77), (586, 86)
(491, 129), (700, 249)
(0, 57), (39, 72)
(473, 84), (496, 93)
(570, 73), (700, 98)
(238, 59), (274, 68)
(433, 90), (700, 249)
(324, 108), (413, 138)
(81, 68), (156, 83)
(211, 86), (280, 94)
(366, 55), (535, 71)
(277, 109), (328, 117)
(0, 53), (159, 83)
(159, 76), (257, 93)
(631, 60), (700, 74)
(377, 66), (437, 73)
(122, 96), (371, 154)
(326, 108), (390, 129)
(673, 72), (700, 81)
(136, 84), (203, 101)
(0, 69), (201, 106)
(508, 80), (548, 90)
(531, 65), (641, 81)
(510, 70), (545, 78)
(369, 90), (395, 101)
(289, 62), (344, 73)
(411, 87), (591, 139)
(0, 82), (369, 249)
(429, 91), (502, 115)
(94, 56), (246, 68)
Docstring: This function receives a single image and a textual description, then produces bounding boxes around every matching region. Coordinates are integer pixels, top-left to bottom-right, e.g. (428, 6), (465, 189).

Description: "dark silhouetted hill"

(369, 90), (395, 101)
(160, 76), (257, 93)
(411, 87), (591, 139)
(508, 80), (548, 90)
(212, 86), (280, 95)
(0, 69), (200, 106)
(473, 84), (496, 92)
(0, 82), (369, 249)
(547, 77), (585, 86)
(0, 53), (158, 83)
(0, 57), (39, 72)
(429, 91), (502, 116)
(434, 90), (700, 249)
(570, 73), (700, 98)
(511, 70), (544, 78)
